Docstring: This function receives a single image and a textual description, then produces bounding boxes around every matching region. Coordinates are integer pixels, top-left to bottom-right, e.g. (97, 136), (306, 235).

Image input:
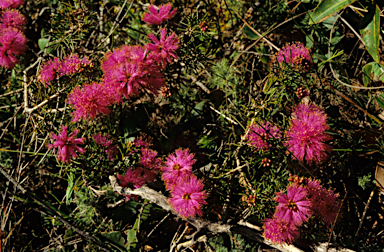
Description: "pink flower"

(285, 104), (333, 165)
(161, 148), (196, 190)
(147, 28), (179, 66)
(93, 133), (119, 161)
(0, 0), (24, 9)
(0, 9), (26, 31)
(277, 42), (312, 68)
(169, 175), (207, 218)
(246, 122), (281, 151)
(143, 3), (177, 25)
(101, 45), (165, 98)
(263, 218), (299, 244)
(67, 82), (111, 122)
(48, 125), (86, 163)
(305, 179), (340, 226)
(133, 134), (153, 149)
(0, 27), (26, 69)
(139, 148), (162, 171)
(274, 184), (312, 226)
(118, 168), (147, 189)
(38, 58), (60, 86)
(58, 54), (80, 76)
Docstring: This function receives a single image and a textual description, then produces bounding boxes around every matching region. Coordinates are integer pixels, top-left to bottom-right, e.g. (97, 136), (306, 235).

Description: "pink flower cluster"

(285, 104), (333, 165)
(61, 4), (178, 123)
(48, 125), (86, 163)
(0, 3), (27, 69)
(277, 42), (312, 69)
(246, 122), (281, 151)
(117, 136), (162, 201)
(164, 148), (207, 218)
(38, 54), (93, 86)
(263, 176), (340, 244)
(93, 133), (119, 161)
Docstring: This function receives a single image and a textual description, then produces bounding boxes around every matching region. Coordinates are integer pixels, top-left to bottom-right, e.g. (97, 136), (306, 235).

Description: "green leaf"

(330, 34), (345, 45)
(66, 173), (75, 205)
(362, 62), (384, 86)
(360, 5), (380, 63)
(192, 100), (206, 116)
(38, 38), (53, 54)
(309, 0), (357, 25)
(376, 97), (384, 110)
(243, 25), (259, 40)
(101, 231), (125, 248)
(126, 229), (137, 248)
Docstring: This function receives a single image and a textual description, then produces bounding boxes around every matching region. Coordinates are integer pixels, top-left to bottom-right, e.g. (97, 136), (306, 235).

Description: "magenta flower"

(38, 58), (60, 86)
(169, 175), (207, 218)
(143, 3), (177, 25)
(0, 9), (26, 31)
(285, 104), (333, 165)
(67, 82), (111, 122)
(274, 184), (312, 226)
(0, 0), (24, 9)
(48, 125), (86, 163)
(93, 133), (119, 161)
(246, 122), (281, 151)
(263, 218), (299, 244)
(139, 148), (162, 172)
(58, 54), (81, 76)
(277, 42), (312, 68)
(162, 148), (196, 190)
(101, 45), (165, 98)
(305, 179), (340, 226)
(0, 28), (26, 69)
(147, 28), (179, 66)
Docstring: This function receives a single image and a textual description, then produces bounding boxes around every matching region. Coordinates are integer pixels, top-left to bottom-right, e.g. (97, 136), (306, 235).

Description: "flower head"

(0, 9), (26, 31)
(38, 58), (60, 86)
(285, 104), (333, 165)
(139, 148), (162, 171)
(305, 178), (340, 226)
(277, 42), (312, 68)
(0, 27), (26, 69)
(263, 218), (299, 244)
(147, 28), (179, 66)
(67, 82), (112, 122)
(274, 184), (312, 226)
(143, 3), (177, 25)
(48, 125), (86, 163)
(0, 0), (24, 9)
(169, 175), (207, 218)
(246, 122), (281, 151)
(162, 148), (196, 190)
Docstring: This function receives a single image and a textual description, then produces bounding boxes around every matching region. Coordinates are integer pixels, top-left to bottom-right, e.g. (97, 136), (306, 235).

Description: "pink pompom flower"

(285, 104), (333, 165)
(38, 58), (60, 86)
(169, 175), (207, 218)
(162, 148), (196, 190)
(274, 184), (312, 226)
(263, 218), (299, 244)
(143, 3), (177, 25)
(0, 9), (26, 31)
(0, 0), (24, 9)
(246, 122), (281, 151)
(48, 125), (86, 163)
(277, 42), (312, 68)
(147, 28), (179, 66)
(0, 27), (26, 69)
(67, 82), (111, 122)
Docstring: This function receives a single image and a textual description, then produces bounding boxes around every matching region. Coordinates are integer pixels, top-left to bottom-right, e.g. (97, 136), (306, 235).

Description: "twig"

(209, 106), (238, 125)
(24, 88), (66, 114)
(354, 188), (375, 238)
(339, 17), (365, 46)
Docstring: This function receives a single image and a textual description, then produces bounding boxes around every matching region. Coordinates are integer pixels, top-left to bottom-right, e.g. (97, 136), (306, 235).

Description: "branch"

(109, 176), (355, 252)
